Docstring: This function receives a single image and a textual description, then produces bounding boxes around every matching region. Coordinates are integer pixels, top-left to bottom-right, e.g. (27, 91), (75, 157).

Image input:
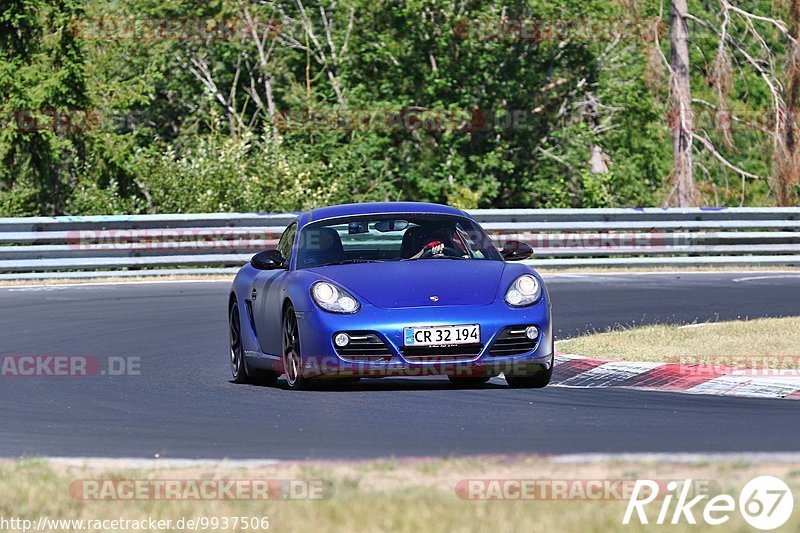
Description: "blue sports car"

(228, 202), (553, 389)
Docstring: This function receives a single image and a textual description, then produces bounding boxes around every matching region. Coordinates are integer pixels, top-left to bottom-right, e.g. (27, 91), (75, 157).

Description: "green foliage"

(0, 0), (792, 215)
(126, 132), (338, 213)
(0, 0), (89, 215)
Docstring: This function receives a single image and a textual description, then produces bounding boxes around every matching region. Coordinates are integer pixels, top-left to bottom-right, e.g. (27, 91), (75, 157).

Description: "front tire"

(282, 305), (311, 390)
(505, 366), (552, 389)
(448, 376), (492, 388)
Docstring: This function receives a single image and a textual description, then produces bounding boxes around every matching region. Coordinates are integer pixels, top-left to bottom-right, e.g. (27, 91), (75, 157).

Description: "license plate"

(404, 324), (480, 347)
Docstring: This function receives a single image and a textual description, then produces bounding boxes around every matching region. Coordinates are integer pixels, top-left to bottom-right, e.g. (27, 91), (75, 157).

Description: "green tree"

(0, 0), (89, 215)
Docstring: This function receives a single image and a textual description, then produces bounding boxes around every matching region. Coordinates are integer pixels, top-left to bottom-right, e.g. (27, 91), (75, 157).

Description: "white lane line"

(7, 286), (68, 292)
(540, 274), (594, 279)
(24, 453), (800, 467)
(44, 457), (280, 468)
(624, 270), (800, 276)
(0, 279), (232, 290)
(37, 453), (800, 466)
(677, 322), (726, 329)
(732, 274), (800, 282)
(1, 270), (797, 290)
(545, 270), (800, 280)
(551, 452), (800, 464)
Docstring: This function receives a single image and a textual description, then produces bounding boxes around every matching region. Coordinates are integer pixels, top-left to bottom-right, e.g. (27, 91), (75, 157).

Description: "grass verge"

(1, 456), (799, 532)
(558, 316), (800, 364)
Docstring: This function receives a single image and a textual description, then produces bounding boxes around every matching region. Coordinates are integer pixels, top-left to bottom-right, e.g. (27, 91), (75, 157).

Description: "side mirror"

(500, 241), (533, 261)
(251, 250), (286, 270)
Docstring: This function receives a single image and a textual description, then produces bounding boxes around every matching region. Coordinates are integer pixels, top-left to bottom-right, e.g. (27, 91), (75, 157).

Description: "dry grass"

(558, 316), (800, 363)
(1, 456), (798, 532)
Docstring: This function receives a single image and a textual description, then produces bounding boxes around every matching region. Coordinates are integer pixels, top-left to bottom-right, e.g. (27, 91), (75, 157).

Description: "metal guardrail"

(0, 208), (798, 279)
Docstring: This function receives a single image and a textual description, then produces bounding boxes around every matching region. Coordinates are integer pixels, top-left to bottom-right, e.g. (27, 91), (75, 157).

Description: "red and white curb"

(552, 354), (800, 400)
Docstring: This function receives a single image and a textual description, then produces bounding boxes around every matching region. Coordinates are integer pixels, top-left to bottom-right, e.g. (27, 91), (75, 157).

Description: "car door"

(251, 222), (296, 356)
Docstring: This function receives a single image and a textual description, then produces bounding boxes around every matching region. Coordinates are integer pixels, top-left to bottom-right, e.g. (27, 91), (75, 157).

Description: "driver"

(408, 225), (469, 259)
(409, 240), (445, 259)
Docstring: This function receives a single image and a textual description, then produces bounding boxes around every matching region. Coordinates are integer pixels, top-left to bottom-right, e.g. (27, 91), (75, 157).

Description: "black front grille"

(489, 326), (537, 357)
(401, 343), (483, 362)
(335, 332), (392, 362)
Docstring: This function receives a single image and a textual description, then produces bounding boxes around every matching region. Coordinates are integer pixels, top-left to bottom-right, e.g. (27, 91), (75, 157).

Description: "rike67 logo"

(623, 476), (794, 530)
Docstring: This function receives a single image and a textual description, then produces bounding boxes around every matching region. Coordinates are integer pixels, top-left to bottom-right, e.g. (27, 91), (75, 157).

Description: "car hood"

(307, 260), (507, 309)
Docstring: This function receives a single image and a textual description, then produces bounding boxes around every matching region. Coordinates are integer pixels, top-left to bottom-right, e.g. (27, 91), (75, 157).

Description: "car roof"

(301, 202), (467, 226)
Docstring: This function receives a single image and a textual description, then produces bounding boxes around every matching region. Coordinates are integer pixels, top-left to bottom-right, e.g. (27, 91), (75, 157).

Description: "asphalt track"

(1, 272), (799, 460)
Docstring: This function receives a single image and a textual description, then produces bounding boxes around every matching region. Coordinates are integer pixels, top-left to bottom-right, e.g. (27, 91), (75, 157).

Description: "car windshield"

(296, 214), (502, 268)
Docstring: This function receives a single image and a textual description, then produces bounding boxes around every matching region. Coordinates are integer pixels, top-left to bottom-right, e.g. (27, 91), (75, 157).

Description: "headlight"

(504, 274), (541, 307)
(311, 281), (361, 313)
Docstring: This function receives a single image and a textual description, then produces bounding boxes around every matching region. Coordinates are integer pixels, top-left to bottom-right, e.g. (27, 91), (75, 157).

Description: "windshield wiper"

(320, 259), (384, 266)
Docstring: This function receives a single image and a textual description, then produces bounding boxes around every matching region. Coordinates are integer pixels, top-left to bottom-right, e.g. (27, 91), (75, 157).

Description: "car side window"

(277, 223), (297, 265)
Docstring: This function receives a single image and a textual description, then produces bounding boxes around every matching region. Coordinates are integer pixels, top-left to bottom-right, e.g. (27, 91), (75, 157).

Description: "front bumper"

(296, 300), (553, 379)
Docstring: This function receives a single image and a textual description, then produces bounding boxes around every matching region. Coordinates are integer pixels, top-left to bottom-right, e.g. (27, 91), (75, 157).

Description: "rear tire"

(505, 367), (552, 389)
(448, 376), (492, 388)
(229, 302), (249, 384)
(229, 300), (278, 386)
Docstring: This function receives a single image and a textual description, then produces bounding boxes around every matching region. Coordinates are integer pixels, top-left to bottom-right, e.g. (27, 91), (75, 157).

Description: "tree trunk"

(670, 0), (695, 206)
(776, 0), (800, 206)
